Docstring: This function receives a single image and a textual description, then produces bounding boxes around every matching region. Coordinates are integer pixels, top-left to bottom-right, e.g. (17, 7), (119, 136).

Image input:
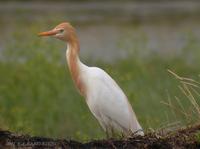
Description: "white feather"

(78, 61), (144, 136)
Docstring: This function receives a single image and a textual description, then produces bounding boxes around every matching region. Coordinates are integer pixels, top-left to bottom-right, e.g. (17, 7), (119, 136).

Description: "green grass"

(0, 20), (200, 141)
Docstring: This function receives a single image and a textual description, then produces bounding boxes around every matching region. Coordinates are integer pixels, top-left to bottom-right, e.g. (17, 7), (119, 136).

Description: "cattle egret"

(38, 22), (144, 137)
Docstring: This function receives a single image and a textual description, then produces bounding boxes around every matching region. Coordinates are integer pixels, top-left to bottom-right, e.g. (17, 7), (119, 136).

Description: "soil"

(0, 124), (200, 149)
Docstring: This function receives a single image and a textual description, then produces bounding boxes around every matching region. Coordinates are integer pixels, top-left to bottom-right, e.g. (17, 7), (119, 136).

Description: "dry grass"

(161, 69), (200, 130)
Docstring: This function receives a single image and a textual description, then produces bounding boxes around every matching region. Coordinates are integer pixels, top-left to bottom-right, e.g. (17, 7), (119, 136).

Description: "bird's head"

(38, 22), (76, 42)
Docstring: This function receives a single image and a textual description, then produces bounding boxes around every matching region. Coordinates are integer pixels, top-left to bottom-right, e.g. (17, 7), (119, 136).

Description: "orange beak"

(38, 30), (58, 37)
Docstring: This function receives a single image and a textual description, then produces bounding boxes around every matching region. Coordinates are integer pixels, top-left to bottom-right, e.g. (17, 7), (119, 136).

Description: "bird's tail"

(132, 128), (144, 136)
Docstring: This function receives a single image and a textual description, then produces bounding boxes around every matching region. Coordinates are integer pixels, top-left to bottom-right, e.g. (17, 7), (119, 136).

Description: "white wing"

(81, 67), (143, 135)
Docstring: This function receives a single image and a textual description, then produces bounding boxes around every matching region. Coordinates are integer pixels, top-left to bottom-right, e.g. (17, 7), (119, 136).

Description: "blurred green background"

(0, 0), (200, 141)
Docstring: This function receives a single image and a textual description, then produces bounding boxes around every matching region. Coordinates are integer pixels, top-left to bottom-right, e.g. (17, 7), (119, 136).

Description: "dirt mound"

(0, 124), (200, 149)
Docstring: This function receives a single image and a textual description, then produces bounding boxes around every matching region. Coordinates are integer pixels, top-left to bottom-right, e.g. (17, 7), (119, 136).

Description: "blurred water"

(0, 1), (200, 62)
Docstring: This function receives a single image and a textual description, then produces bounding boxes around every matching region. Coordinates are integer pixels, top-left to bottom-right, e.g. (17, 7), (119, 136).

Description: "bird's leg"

(110, 127), (115, 138)
(106, 131), (109, 139)
(105, 127), (110, 139)
(124, 130), (132, 139)
(120, 131), (125, 139)
(105, 128), (117, 149)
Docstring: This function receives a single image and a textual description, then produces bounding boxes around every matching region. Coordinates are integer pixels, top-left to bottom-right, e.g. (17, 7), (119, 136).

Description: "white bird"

(38, 22), (144, 137)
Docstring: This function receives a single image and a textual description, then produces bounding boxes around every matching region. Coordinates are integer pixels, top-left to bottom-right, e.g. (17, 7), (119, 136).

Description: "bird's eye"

(59, 29), (64, 33)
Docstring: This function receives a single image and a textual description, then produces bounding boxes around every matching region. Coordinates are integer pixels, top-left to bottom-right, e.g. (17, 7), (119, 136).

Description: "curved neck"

(66, 37), (86, 97)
